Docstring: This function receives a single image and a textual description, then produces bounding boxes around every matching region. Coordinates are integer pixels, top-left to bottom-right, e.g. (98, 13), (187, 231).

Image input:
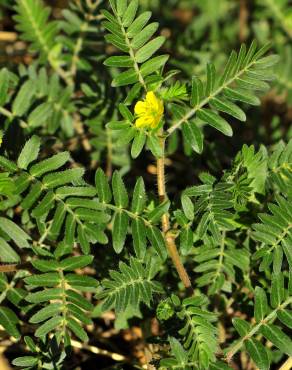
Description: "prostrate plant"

(0, 0), (291, 369)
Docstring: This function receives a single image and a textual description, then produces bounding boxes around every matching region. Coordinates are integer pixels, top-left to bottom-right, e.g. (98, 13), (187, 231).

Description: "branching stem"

(156, 133), (193, 294)
(225, 296), (292, 362)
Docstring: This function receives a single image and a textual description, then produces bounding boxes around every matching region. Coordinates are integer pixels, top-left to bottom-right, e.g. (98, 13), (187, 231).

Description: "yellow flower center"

(134, 91), (164, 129)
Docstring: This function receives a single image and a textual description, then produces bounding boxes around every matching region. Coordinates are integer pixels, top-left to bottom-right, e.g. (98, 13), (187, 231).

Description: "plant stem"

(279, 357), (292, 370)
(156, 134), (193, 294)
(225, 296), (292, 362)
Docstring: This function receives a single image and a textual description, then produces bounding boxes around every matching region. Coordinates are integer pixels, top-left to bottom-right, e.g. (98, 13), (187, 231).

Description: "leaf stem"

(225, 296), (292, 362)
(166, 55), (262, 136)
(110, 3), (147, 91)
(156, 133), (193, 294)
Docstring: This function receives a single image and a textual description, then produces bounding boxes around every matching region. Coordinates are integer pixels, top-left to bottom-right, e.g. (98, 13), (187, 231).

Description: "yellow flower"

(134, 91), (164, 129)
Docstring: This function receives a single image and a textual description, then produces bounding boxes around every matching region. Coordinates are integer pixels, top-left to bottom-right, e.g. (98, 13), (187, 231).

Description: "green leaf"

(107, 120), (131, 130)
(0, 217), (31, 248)
(206, 62), (216, 96)
(12, 80), (35, 116)
(60, 255), (93, 271)
(67, 317), (88, 342)
(147, 134), (163, 158)
(65, 274), (98, 289)
(30, 152), (70, 177)
(181, 195), (194, 220)
(112, 171), (129, 208)
(122, 0), (138, 27)
(197, 109), (233, 137)
(116, 0), (127, 16)
(131, 177), (146, 214)
(140, 55), (169, 77)
(0, 306), (20, 339)
(102, 18), (121, 36)
(12, 356), (38, 367)
(112, 211), (129, 253)
(77, 225), (90, 255)
(30, 303), (62, 324)
(223, 87), (260, 106)
(95, 168), (112, 203)
(191, 76), (203, 107)
(255, 54), (280, 68)
(0, 237), (20, 263)
(75, 208), (110, 223)
(66, 290), (93, 311)
(28, 102), (52, 127)
(17, 135), (41, 170)
(131, 22), (159, 49)
(0, 68), (9, 106)
(127, 11), (151, 37)
(261, 324), (292, 356)
(254, 287), (268, 322)
(101, 9), (118, 24)
(32, 259), (60, 272)
(148, 201), (170, 223)
(271, 273), (284, 308)
(116, 127), (136, 146)
(210, 97), (246, 122)
(180, 227), (193, 255)
(21, 182), (42, 210)
(24, 273), (60, 287)
(0, 156), (18, 172)
(112, 69), (138, 87)
(104, 55), (133, 67)
(32, 191), (54, 218)
(56, 186), (96, 199)
(26, 288), (62, 303)
(131, 130), (146, 158)
(43, 168), (85, 188)
(132, 218), (146, 258)
(24, 336), (37, 352)
(182, 121), (203, 154)
(119, 103), (134, 121)
(35, 315), (63, 337)
(169, 336), (188, 364)
(105, 34), (128, 52)
(135, 36), (165, 63)
(232, 318), (251, 336)
(245, 338), (270, 370)
(146, 226), (167, 260)
(277, 309), (292, 329)
(220, 50), (237, 85)
(68, 304), (92, 325)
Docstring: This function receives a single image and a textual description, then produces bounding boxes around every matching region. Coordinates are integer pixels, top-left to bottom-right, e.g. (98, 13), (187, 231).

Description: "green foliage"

(97, 256), (163, 312)
(228, 273), (292, 368)
(103, 0), (169, 88)
(253, 195), (292, 272)
(168, 42), (278, 151)
(14, 0), (60, 64)
(0, 0), (291, 369)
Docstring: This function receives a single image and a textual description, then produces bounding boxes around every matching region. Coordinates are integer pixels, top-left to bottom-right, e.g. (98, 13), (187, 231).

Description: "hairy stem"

(157, 134), (193, 294)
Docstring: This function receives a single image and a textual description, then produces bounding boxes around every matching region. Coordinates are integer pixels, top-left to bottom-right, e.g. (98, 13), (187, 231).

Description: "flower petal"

(146, 91), (158, 109)
(134, 101), (147, 115)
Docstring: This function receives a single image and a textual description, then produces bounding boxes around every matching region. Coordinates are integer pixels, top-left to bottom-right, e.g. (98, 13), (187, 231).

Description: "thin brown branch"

(71, 339), (127, 362)
(239, 0), (248, 43)
(0, 32), (17, 42)
(156, 134), (193, 294)
(279, 357), (292, 370)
